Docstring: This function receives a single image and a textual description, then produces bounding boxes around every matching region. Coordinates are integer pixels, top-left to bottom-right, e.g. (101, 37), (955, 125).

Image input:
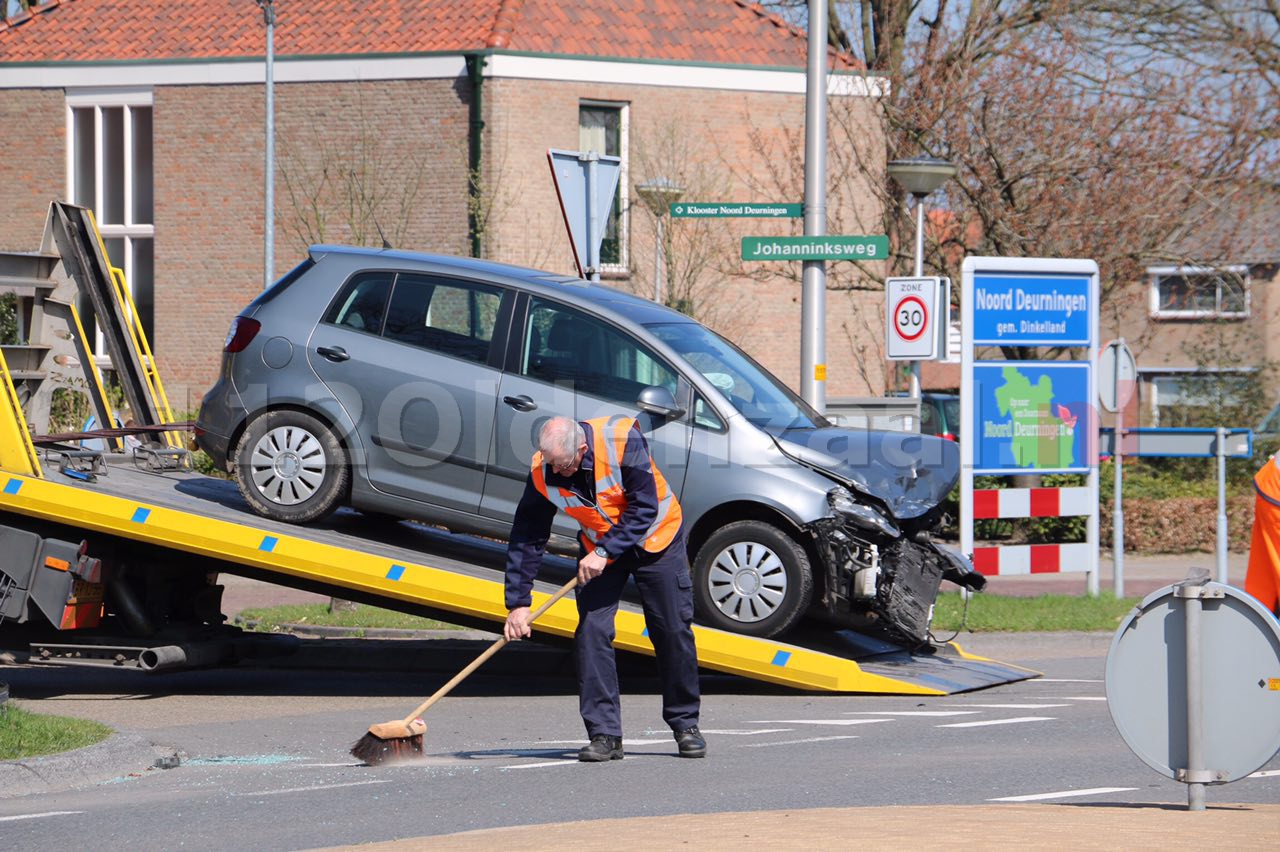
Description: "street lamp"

(635, 178), (684, 305)
(886, 156), (956, 398)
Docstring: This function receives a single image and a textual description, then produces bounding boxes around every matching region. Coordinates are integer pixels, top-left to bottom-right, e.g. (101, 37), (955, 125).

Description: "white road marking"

(299, 763), (364, 768)
(1249, 769), (1280, 778)
(937, 716), (1055, 728)
(946, 704), (1072, 710)
(1033, 678), (1102, 683)
(0, 811), (84, 823)
(502, 760), (579, 770)
(233, 779), (392, 797)
(746, 719), (894, 726)
(989, 787), (1136, 802)
(646, 728), (792, 736)
(845, 710), (978, 717)
(1061, 696), (1107, 701)
(743, 735), (861, 748)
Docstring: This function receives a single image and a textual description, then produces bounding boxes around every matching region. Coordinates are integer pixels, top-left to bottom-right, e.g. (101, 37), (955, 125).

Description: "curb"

(0, 730), (176, 800)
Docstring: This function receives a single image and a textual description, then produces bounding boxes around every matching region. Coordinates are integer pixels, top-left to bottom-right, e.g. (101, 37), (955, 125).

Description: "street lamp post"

(886, 156), (956, 398)
(635, 178), (684, 305)
(256, 0), (276, 290)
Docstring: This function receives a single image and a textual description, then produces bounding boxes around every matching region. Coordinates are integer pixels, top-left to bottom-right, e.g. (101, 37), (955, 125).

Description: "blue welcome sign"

(971, 273), (1093, 346)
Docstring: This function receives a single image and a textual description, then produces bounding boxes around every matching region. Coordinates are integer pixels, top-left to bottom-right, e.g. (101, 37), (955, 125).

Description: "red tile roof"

(0, 0), (859, 70)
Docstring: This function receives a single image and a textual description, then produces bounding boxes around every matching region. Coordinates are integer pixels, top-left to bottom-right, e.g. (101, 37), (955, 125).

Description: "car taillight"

(941, 432), (957, 442)
(224, 317), (261, 353)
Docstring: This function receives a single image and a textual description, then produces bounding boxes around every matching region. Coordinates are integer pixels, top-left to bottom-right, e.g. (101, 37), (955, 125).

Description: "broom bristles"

(350, 718), (428, 766)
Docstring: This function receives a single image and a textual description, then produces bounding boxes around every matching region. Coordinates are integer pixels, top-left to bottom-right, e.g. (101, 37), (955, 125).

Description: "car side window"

(692, 393), (726, 431)
(383, 274), (502, 364)
(521, 298), (678, 405)
(323, 272), (393, 335)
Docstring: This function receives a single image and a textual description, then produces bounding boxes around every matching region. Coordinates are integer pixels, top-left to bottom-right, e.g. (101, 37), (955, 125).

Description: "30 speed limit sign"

(885, 276), (944, 360)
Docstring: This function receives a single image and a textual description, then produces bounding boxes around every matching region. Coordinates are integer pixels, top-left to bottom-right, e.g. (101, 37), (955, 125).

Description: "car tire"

(692, 520), (813, 638)
(234, 410), (348, 524)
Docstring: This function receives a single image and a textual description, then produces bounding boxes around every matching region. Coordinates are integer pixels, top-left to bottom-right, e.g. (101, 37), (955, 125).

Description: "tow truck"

(0, 202), (1035, 693)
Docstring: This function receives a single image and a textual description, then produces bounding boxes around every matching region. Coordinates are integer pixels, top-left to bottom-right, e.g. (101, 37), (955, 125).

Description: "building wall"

(1101, 264), (1280, 425)
(152, 79), (469, 409)
(482, 76), (888, 397)
(0, 88), (65, 251)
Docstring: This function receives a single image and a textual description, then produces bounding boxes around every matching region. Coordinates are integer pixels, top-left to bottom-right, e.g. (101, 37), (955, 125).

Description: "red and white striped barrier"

(971, 487), (1093, 576)
(972, 486), (1092, 519)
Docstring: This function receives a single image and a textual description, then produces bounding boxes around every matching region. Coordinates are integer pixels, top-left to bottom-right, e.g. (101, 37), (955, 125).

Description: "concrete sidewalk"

(321, 802), (1279, 851)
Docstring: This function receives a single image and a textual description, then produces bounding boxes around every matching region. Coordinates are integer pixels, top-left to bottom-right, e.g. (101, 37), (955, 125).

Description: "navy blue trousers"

(575, 534), (701, 738)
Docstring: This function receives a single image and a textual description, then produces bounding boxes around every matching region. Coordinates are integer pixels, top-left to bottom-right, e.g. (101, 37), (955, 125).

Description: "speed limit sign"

(886, 277), (942, 359)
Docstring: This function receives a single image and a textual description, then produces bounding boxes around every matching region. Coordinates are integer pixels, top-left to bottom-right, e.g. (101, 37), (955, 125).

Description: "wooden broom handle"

(400, 575), (579, 723)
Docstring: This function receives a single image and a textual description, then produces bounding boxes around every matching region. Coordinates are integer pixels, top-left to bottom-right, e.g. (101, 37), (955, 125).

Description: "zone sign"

(885, 276), (942, 360)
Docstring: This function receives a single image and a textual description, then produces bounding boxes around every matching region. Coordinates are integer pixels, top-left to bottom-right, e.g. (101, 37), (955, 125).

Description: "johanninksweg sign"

(742, 235), (889, 261)
(672, 203), (802, 218)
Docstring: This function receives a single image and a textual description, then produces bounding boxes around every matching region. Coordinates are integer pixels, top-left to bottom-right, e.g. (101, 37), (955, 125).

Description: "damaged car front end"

(785, 428), (986, 648)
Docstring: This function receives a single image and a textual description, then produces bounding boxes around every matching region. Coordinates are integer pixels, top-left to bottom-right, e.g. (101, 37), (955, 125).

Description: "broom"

(350, 575), (579, 765)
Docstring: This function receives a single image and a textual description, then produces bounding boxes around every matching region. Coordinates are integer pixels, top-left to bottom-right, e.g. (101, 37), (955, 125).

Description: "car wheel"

(692, 520), (813, 638)
(234, 410), (348, 523)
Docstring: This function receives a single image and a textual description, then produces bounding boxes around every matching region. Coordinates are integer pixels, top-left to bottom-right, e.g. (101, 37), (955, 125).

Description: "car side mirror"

(636, 386), (685, 419)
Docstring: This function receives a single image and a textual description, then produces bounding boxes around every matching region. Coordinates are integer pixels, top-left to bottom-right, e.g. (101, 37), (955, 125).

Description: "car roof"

(309, 244), (694, 327)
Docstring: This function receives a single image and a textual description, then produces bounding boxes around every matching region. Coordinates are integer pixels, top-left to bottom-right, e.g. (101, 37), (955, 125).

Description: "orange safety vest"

(1246, 455), (1280, 615)
(530, 416), (682, 554)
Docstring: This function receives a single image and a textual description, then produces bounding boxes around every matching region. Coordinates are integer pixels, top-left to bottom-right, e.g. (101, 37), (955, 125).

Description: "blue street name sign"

(972, 273), (1093, 346)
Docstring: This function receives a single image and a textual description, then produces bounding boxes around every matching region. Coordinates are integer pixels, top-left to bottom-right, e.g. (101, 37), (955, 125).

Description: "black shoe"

(674, 726), (706, 758)
(578, 734), (624, 762)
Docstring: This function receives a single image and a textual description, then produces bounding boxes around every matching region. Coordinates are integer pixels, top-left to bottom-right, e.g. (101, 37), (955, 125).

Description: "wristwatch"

(593, 545), (609, 559)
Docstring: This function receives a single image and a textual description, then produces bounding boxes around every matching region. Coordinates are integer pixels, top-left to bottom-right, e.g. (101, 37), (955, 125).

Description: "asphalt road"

(1, 630), (1276, 850)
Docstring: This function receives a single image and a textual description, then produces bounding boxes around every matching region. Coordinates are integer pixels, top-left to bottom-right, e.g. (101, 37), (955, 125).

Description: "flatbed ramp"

(0, 465), (1036, 694)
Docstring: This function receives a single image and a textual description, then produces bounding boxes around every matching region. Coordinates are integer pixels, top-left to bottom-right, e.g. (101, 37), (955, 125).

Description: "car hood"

(775, 427), (960, 520)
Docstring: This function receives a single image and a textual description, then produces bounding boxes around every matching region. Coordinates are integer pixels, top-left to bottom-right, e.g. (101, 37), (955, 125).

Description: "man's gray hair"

(538, 416), (584, 460)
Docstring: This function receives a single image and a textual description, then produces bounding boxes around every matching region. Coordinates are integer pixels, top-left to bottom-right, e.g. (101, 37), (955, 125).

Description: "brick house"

(1101, 186), (1280, 429)
(0, 0), (889, 412)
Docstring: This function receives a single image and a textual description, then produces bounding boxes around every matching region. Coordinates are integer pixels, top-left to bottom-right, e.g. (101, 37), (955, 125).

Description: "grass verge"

(0, 704), (113, 760)
(242, 594), (1140, 636)
(237, 603), (463, 634)
(932, 591), (1139, 633)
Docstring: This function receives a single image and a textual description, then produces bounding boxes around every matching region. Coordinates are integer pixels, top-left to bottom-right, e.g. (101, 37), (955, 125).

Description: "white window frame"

(579, 99), (629, 274)
(65, 87), (155, 355)
(1147, 264), (1250, 320)
(1141, 366), (1256, 426)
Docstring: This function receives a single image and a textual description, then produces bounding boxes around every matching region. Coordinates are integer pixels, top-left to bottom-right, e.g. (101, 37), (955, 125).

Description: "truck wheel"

(235, 410), (348, 523)
(692, 520), (813, 638)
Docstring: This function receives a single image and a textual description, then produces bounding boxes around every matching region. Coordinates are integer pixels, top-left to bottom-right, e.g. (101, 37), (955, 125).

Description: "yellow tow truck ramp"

(0, 201), (1036, 694)
(0, 465), (1036, 694)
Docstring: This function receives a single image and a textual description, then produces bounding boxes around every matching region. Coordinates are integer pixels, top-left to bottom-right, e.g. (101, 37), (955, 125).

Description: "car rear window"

(246, 258), (315, 311)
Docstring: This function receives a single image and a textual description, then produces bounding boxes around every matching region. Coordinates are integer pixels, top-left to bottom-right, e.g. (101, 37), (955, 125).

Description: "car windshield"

(647, 321), (828, 430)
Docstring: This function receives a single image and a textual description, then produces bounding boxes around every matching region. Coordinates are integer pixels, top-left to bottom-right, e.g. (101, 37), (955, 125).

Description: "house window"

(1149, 266), (1249, 320)
(66, 90), (155, 353)
(579, 102), (628, 272)
(1145, 369), (1253, 426)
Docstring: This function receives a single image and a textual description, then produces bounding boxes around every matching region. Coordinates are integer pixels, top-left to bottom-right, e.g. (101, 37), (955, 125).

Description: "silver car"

(196, 246), (984, 643)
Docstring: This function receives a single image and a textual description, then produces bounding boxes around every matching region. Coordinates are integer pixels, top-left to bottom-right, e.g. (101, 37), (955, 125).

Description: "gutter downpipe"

(466, 54), (487, 259)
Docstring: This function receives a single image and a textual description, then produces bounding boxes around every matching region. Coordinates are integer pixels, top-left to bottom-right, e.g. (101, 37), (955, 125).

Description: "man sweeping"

(503, 415), (705, 761)
(1245, 454), (1280, 617)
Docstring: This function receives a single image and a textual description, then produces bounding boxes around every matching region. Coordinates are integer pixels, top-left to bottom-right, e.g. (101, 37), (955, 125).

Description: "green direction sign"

(741, 235), (889, 261)
(671, 202), (802, 218)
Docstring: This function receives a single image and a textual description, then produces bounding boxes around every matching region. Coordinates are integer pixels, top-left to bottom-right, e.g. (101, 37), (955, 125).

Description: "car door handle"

(503, 394), (538, 412)
(317, 346), (350, 363)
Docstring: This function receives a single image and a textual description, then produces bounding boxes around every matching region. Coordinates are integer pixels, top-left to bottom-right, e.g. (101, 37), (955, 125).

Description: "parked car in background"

(920, 392), (960, 442)
(196, 247), (984, 644)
